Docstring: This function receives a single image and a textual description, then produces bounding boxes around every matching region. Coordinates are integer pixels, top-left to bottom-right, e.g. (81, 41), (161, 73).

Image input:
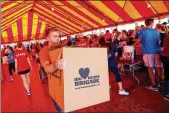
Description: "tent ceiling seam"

(81, 1), (117, 26)
(116, 0), (127, 25)
(146, 0), (158, 15)
(40, 1), (89, 29)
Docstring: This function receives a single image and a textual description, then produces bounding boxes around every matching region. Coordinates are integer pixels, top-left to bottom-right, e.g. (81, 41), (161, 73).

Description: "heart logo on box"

(79, 68), (90, 79)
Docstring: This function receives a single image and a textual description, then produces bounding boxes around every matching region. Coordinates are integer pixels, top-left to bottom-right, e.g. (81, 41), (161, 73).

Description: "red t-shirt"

(104, 33), (112, 39)
(76, 40), (89, 47)
(14, 49), (30, 72)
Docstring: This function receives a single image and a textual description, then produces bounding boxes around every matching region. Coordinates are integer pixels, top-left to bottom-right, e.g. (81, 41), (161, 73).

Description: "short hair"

(8, 46), (14, 52)
(122, 30), (127, 34)
(145, 18), (154, 26)
(17, 42), (23, 48)
(46, 27), (59, 37)
(162, 22), (167, 25)
(141, 25), (145, 28)
(99, 37), (106, 46)
(106, 30), (109, 33)
(113, 29), (118, 32)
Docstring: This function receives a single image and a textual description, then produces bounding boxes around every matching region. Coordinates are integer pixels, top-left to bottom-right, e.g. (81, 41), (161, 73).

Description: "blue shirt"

(8, 51), (15, 64)
(138, 28), (161, 54)
(135, 32), (140, 39)
(114, 39), (122, 46)
(108, 43), (118, 64)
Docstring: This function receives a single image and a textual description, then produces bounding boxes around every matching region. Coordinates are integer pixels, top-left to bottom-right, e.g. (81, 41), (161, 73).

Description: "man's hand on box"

(56, 59), (68, 70)
(55, 53), (68, 70)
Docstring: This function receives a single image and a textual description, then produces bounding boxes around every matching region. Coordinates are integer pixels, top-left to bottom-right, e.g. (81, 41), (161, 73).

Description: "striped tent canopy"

(1, 0), (169, 44)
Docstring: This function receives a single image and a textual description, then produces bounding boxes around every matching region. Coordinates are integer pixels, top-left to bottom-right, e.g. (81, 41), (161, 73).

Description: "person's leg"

(12, 63), (15, 72)
(25, 72), (30, 87)
(147, 67), (156, 85)
(164, 70), (169, 97)
(7, 63), (13, 81)
(20, 74), (30, 93)
(161, 56), (169, 97)
(117, 82), (123, 91)
(110, 62), (129, 95)
(111, 64), (122, 86)
(143, 54), (159, 91)
(143, 54), (156, 85)
(155, 54), (163, 84)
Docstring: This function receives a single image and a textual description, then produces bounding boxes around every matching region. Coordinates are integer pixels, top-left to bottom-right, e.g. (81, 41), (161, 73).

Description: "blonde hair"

(46, 27), (59, 37)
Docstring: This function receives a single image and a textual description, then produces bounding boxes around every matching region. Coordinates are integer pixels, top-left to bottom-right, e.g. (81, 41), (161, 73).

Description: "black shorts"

(18, 69), (30, 75)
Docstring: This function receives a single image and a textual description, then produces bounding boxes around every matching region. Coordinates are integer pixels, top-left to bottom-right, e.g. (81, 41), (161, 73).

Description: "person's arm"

(133, 39), (141, 46)
(7, 56), (14, 61)
(15, 59), (18, 72)
(27, 57), (32, 69)
(41, 61), (57, 74)
(133, 31), (142, 46)
(39, 49), (60, 74)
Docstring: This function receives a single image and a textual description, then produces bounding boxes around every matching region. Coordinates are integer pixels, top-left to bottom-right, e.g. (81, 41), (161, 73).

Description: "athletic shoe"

(164, 95), (169, 101)
(145, 85), (159, 92)
(7, 78), (13, 82)
(119, 90), (129, 96)
(26, 92), (31, 96)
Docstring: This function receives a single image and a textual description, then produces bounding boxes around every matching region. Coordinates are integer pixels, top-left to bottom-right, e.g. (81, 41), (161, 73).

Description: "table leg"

(132, 65), (140, 86)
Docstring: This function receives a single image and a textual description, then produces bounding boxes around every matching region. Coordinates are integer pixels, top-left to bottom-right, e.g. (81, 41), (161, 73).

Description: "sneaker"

(7, 78), (13, 82)
(145, 85), (159, 92)
(119, 90), (129, 96)
(164, 95), (169, 101)
(26, 92), (31, 96)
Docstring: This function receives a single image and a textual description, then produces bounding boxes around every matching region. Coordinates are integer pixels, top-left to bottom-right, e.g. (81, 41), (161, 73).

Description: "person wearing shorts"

(136, 18), (162, 91)
(15, 42), (32, 96)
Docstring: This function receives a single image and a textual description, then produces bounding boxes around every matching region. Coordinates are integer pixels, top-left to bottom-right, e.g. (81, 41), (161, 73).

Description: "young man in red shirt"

(39, 27), (68, 112)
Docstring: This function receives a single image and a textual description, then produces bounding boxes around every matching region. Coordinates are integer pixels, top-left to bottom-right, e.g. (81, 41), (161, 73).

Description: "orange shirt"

(39, 46), (50, 66)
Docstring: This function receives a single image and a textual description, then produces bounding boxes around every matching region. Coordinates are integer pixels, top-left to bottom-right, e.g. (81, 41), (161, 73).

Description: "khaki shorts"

(143, 54), (163, 67)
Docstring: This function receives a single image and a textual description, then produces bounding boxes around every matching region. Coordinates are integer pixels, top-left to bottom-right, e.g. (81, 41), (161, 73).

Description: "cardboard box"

(48, 47), (110, 112)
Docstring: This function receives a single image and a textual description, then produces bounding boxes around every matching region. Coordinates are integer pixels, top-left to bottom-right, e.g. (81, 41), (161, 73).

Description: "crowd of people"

(1, 18), (169, 112)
